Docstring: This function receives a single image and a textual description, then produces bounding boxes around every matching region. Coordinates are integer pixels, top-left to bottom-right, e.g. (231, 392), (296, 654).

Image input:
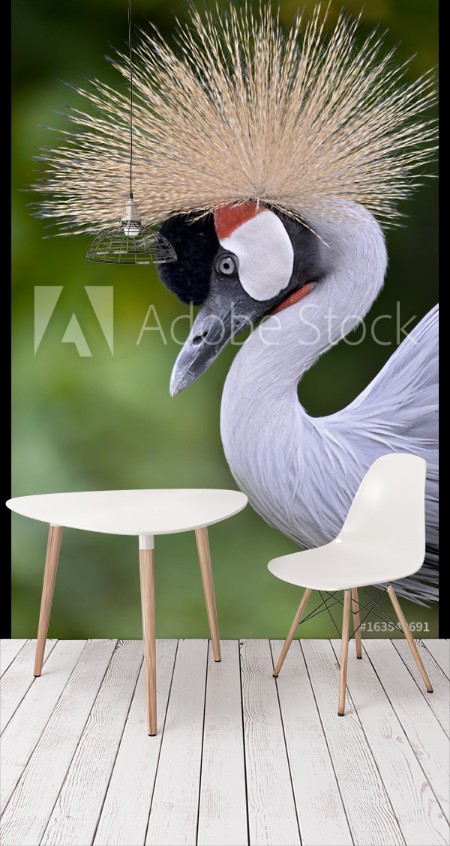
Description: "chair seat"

(268, 538), (420, 592)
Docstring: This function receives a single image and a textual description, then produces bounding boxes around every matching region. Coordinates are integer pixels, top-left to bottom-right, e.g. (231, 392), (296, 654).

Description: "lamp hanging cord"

(128, 0), (133, 200)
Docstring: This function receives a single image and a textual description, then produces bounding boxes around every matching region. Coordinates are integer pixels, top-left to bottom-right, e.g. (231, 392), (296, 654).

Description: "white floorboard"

(0, 640), (117, 846)
(0, 640), (57, 734)
(197, 641), (248, 846)
(40, 641), (143, 846)
(302, 639), (404, 845)
(0, 639), (27, 676)
(363, 639), (450, 824)
(332, 639), (449, 846)
(0, 640), (86, 813)
(0, 639), (448, 846)
(146, 640), (208, 846)
(424, 640), (450, 679)
(94, 640), (178, 846)
(393, 639), (450, 736)
(240, 639), (300, 846)
(271, 640), (352, 846)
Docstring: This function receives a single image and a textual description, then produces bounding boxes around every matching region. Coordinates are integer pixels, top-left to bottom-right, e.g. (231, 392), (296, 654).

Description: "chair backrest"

(338, 454), (426, 568)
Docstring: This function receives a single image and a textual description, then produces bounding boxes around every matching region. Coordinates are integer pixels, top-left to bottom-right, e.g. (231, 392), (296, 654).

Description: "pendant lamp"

(86, 0), (176, 265)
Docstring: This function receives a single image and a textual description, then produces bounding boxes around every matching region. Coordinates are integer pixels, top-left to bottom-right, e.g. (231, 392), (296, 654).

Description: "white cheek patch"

(218, 209), (294, 301)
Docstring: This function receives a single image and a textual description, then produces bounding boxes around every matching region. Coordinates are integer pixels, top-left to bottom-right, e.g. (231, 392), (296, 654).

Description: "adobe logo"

(34, 286), (114, 357)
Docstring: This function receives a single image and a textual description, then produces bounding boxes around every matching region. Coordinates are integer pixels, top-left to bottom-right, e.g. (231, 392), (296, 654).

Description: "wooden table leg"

(338, 590), (351, 715)
(139, 535), (157, 735)
(34, 525), (63, 677)
(195, 527), (221, 661)
(351, 588), (362, 659)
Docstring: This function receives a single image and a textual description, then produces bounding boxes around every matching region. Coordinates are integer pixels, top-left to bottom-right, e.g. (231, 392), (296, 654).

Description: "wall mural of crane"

(35, 5), (438, 604)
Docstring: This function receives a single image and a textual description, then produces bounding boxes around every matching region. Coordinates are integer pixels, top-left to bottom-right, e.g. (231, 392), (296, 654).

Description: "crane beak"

(169, 278), (317, 395)
(170, 308), (250, 396)
(170, 286), (259, 396)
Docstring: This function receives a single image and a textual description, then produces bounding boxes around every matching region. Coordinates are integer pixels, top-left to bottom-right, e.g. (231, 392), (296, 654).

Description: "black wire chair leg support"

(273, 583), (433, 716)
(273, 585), (401, 681)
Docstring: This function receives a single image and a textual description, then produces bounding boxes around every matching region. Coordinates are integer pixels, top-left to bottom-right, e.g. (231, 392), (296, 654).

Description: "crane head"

(157, 202), (325, 395)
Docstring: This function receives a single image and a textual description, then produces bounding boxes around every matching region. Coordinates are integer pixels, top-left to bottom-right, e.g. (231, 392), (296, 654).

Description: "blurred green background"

(11, 0), (438, 639)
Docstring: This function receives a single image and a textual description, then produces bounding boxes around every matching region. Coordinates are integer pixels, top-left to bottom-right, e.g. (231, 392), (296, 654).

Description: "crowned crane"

(161, 203), (438, 604)
(35, 6), (438, 602)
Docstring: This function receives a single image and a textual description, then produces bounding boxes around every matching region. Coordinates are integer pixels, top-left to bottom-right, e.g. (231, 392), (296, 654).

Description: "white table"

(6, 489), (248, 735)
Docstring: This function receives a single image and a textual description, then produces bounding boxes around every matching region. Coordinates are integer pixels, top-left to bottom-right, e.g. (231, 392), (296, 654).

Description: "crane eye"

(215, 253), (238, 276)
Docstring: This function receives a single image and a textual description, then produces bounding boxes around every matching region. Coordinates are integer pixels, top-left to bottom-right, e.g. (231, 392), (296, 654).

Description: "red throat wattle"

(270, 282), (315, 315)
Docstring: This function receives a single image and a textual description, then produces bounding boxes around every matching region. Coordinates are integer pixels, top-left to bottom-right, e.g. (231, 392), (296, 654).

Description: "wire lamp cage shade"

(87, 226), (177, 264)
(86, 0), (177, 266)
(86, 201), (177, 265)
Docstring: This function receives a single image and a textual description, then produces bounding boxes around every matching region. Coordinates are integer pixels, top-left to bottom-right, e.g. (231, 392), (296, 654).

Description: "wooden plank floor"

(0, 639), (448, 846)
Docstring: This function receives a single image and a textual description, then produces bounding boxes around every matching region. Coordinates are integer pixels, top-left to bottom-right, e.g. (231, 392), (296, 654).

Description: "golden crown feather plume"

(33, 3), (437, 234)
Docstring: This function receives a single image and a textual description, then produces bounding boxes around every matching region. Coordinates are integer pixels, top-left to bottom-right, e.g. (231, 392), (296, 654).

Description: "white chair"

(268, 453), (433, 715)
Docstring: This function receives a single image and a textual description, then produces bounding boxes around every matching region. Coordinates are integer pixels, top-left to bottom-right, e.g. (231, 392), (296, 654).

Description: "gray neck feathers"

(220, 205), (387, 541)
(224, 205), (387, 399)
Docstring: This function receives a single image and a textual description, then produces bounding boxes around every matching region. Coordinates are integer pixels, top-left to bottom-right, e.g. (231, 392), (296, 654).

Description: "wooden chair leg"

(338, 590), (351, 715)
(387, 584), (433, 692)
(139, 537), (157, 736)
(351, 588), (362, 659)
(34, 525), (63, 677)
(195, 527), (221, 662)
(273, 589), (312, 677)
